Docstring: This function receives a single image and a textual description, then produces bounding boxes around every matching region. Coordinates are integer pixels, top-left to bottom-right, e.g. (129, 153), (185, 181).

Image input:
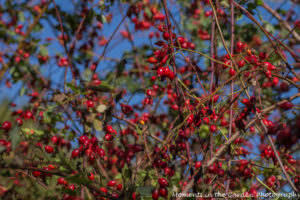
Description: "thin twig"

(51, 0), (76, 83)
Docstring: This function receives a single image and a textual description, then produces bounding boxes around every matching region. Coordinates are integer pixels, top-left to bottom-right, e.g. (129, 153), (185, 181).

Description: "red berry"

(116, 184), (123, 190)
(44, 145), (54, 153)
(272, 77), (279, 86)
(79, 135), (88, 145)
(265, 69), (272, 78)
(162, 32), (170, 40)
(236, 41), (243, 49)
(51, 136), (59, 144)
(195, 161), (202, 169)
(279, 82), (289, 92)
(159, 187), (168, 197)
(86, 100), (94, 108)
(150, 75), (157, 81)
(93, 79), (101, 86)
(238, 60), (245, 68)
(259, 52), (267, 60)
(168, 71), (175, 80)
(85, 148), (93, 156)
(100, 187), (108, 193)
(241, 98), (250, 106)
(107, 180), (116, 187)
(212, 94), (219, 103)
(157, 67), (164, 77)
(147, 57), (157, 64)
(163, 67), (170, 77)
(158, 177), (168, 187)
(177, 36), (185, 43)
(15, 118), (23, 126)
(263, 62), (276, 71)
(132, 192), (137, 200)
(24, 111), (33, 119)
(71, 149), (80, 158)
(88, 173), (95, 181)
(222, 60), (231, 69)
(32, 171), (41, 177)
(57, 177), (65, 185)
(203, 117), (209, 124)
(229, 68), (236, 76)
(97, 148), (106, 158)
(1, 121), (12, 131)
(105, 125), (114, 133)
(67, 184), (75, 191)
(146, 89), (155, 96)
(104, 133), (113, 141)
(152, 189), (159, 200)
(279, 102), (293, 110)
(210, 125), (217, 133)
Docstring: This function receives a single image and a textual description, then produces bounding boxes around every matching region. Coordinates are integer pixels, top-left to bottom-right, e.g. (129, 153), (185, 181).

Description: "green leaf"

(135, 125), (142, 135)
(264, 22), (275, 34)
(9, 127), (20, 149)
(255, 0), (263, 5)
(136, 186), (155, 197)
(40, 45), (48, 56)
(0, 145), (6, 153)
(116, 59), (127, 78)
(96, 104), (107, 113)
(19, 86), (26, 96)
(34, 129), (44, 136)
(66, 173), (91, 185)
(114, 173), (122, 180)
(93, 119), (103, 131)
(67, 83), (80, 94)
(18, 12), (25, 22)
(62, 188), (77, 196)
(144, 7), (152, 18)
(32, 23), (43, 33)
(87, 81), (113, 92)
(97, 14), (107, 23)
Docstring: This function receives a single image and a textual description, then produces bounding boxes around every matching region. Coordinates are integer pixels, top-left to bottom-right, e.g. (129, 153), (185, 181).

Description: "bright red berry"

(71, 149), (80, 158)
(44, 145), (54, 153)
(238, 60), (245, 68)
(88, 173), (95, 181)
(1, 121), (12, 131)
(210, 125), (217, 133)
(32, 171), (41, 177)
(158, 177), (168, 187)
(152, 189), (159, 200)
(107, 180), (116, 187)
(195, 161), (202, 169)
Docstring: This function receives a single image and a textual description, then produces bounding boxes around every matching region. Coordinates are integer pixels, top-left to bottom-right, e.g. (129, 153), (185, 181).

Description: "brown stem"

(162, 0), (184, 123)
(261, 2), (300, 43)
(93, 15), (126, 72)
(214, 1), (299, 193)
(226, 1), (235, 197)
(16, 169), (59, 198)
(209, 2), (216, 161)
(51, 0), (76, 83)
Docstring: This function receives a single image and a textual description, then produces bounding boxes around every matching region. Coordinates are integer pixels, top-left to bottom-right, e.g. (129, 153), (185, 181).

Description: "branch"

(51, 0), (76, 83)
(261, 2), (300, 43)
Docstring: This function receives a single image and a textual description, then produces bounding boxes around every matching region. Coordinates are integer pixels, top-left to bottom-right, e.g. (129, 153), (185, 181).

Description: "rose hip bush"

(0, 0), (300, 199)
